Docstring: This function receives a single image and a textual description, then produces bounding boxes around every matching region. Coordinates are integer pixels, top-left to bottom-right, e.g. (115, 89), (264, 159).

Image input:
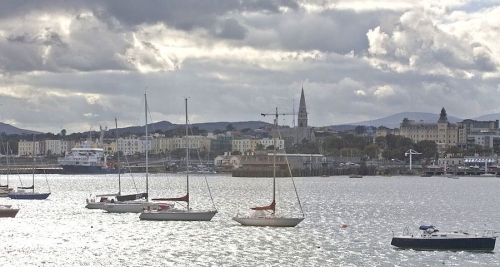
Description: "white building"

(45, 140), (74, 155)
(165, 136), (212, 152)
(231, 138), (284, 154)
(18, 140), (41, 156)
(117, 135), (142, 155)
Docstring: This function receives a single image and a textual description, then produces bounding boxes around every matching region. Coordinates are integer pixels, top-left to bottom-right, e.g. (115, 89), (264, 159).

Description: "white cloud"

(374, 85), (395, 98)
(0, 1), (499, 133)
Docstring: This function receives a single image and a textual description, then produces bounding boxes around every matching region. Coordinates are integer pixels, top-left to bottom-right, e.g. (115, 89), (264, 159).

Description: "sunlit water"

(1, 173), (500, 266)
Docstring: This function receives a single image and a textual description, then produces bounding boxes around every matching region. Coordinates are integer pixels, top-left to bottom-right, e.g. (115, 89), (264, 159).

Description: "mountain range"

(350, 112), (500, 128)
(1, 112), (499, 135)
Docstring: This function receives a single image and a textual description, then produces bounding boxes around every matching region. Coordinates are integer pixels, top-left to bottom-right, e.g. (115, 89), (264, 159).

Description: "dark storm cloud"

(99, 0), (298, 31)
(277, 9), (395, 54)
(214, 18), (248, 40)
(0, 1), (499, 133)
(7, 30), (66, 47)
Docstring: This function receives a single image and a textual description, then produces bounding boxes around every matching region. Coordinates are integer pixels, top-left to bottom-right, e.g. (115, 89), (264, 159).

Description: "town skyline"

(1, 1), (499, 134)
(2, 109), (499, 136)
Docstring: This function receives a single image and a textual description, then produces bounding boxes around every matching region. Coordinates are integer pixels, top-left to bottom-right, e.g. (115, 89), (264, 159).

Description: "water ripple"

(0, 174), (499, 266)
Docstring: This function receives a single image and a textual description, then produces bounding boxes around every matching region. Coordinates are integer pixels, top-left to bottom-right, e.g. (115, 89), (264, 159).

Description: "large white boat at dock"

(57, 128), (120, 174)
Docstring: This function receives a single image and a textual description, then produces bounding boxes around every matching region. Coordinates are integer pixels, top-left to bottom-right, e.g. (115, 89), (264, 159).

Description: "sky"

(0, 0), (499, 134)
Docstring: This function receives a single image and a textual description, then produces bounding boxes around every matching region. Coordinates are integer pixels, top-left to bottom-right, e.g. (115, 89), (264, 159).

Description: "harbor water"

(1, 173), (500, 266)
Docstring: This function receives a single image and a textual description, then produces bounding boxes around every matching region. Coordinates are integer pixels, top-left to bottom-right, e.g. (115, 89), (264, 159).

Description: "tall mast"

(115, 118), (121, 195)
(6, 143), (9, 187)
(32, 134), (35, 193)
(272, 107), (277, 212)
(144, 93), (149, 202)
(185, 97), (190, 210)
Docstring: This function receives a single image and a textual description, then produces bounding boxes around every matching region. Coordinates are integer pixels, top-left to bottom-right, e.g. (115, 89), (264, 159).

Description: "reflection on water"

(1, 174), (499, 266)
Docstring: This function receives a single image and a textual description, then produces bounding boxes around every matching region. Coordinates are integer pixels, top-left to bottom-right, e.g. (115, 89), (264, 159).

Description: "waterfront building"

(457, 119), (499, 149)
(116, 135), (141, 155)
(210, 134), (232, 152)
(151, 135), (168, 154)
(214, 152), (241, 171)
(45, 139), (74, 155)
(18, 139), (74, 156)
(102, 141), (116, 154)
(165, 135), (212, 152)
(18, 140), (41, 156)
(399, 108), (458, 154)
(140, 136), (153, 154)
(239, 150), (325, 170)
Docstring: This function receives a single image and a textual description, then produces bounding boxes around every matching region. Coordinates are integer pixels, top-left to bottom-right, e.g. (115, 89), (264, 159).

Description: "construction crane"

(261, 107), (295, 126)
(262, 108), (296, 151)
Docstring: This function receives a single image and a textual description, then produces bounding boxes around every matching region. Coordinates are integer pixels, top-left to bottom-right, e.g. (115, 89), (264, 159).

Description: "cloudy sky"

(0, 0), (499, 134)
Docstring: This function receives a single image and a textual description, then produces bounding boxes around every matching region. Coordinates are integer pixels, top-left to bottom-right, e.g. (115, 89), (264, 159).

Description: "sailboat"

(0, 144), (13, 197)
(139, 98), (217, 221)
(101, 94), (158, 213)
(0, 176), (13, 197)
(232, 108), (305, 227)
(101, 93), (158, 213)
(85, 119), (147, 209)
(8, 135), (51, 200)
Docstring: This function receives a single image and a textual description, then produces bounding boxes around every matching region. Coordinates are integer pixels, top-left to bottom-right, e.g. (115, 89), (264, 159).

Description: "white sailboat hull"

(101, 202), (159, 213)
(140, 210), (217, 221)
(85, 201), (126, 210)
(85, 202), (108, 209)
(232, 216), (304, 227)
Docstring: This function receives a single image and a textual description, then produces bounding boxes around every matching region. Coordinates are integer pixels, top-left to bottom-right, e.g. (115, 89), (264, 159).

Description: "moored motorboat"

(391, 225), (496, 251)
(349, 174), (363, 178)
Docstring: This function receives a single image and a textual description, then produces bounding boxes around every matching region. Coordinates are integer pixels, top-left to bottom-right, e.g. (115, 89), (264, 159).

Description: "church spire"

(438, 107), (448, 123)
(298, 87), (307, 128)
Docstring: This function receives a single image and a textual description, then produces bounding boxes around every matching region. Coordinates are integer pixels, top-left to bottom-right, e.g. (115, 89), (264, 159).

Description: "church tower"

(438, 107), (448, 123)
(298, 87), (307, 128)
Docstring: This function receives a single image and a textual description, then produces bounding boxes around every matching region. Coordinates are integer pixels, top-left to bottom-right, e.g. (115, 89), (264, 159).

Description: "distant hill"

(0, 122), (41, 135)
(2, 111), (499, 136)
(341, 112), (465, 129)
(471, 113), (500, 122)
(110, 120), (271, 135)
